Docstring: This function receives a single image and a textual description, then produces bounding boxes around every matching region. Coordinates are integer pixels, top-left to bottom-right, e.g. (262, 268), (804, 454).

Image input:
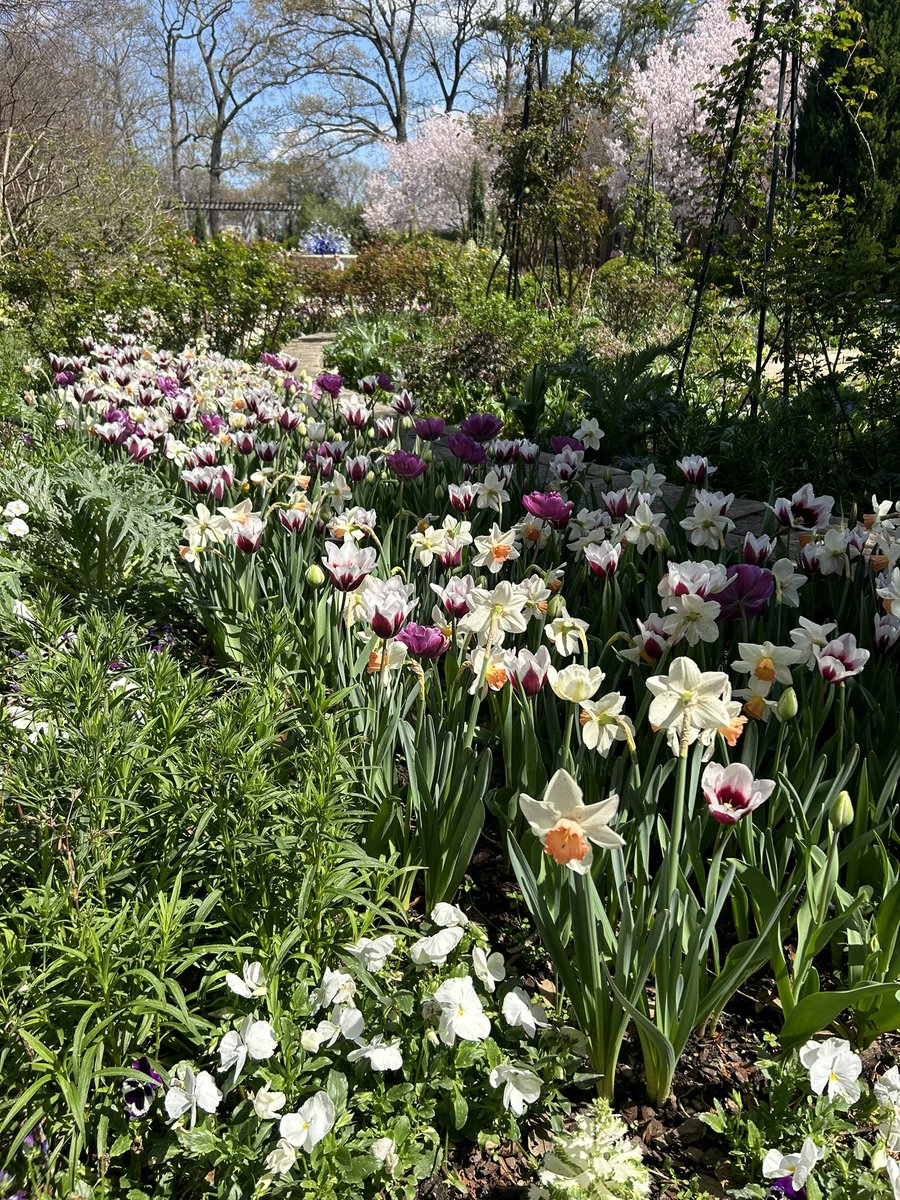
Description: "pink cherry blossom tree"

(363, 112), (496, 234)
(607, 0), (783, 227)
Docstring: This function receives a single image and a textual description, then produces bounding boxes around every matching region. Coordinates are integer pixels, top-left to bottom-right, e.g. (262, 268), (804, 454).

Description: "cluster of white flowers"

(530, 1099), (650, 1199)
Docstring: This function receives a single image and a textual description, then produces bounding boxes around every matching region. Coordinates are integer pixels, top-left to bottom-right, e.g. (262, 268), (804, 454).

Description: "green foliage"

(1, 230), (304, 357)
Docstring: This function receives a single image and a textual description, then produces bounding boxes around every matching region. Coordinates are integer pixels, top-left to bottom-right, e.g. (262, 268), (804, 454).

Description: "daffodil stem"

(562, 704), (576, 772)
(666, 744), (689, 906)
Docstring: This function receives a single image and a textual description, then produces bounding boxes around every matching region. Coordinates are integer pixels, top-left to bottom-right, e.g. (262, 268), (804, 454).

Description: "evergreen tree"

(797, 0), (900, 248)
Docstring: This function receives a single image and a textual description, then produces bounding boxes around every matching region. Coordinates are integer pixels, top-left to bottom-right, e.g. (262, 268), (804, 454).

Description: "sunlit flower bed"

(22, 335), (900, 1197)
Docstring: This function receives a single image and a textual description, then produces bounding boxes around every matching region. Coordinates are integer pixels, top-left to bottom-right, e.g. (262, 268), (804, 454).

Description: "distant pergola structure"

(181, 199), (304, 239)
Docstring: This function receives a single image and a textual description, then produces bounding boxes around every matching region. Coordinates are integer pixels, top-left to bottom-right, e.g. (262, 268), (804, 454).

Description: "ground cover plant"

(0, 337), (898, 1199)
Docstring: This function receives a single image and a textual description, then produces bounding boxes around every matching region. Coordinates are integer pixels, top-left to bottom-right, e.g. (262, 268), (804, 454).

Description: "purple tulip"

(156, 375), (179, 397)
(397, 623), (450, 658)
(413, 417), (446, 441)
(386, 450), (427, 479)
(716, 564), (774, 622)
(460, 413), (503, 442)
(199, 412), (226, 435)
(445, 433), (487, 465)
(550, 435), (584, 454)
(316, 371), (343, 397)
(522, 491), (574, 529)
(260, 352), (285, 371)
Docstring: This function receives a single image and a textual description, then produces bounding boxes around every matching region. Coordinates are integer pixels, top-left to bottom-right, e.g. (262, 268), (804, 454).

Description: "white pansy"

(225, 960), (267, 998)
(279, 1091), (336, 1153)
(876, 1067), (900, 1151)
(501, 987), (551, 1037)
(472, 946), (506, 993)
(164, 1064), (222, 1126)
(347, 1035), (404, 1071)
(431, 903), (469, 928)
(218, 1016), (278, 1081)
(346, 934), (396, 972)
(431, 975), (491, 1045)
(310, 968), (356, 1013)
(489, 1062), (542, 1115)
(3, 500), (29, 518)
(799, 1037), (862, 1104)
(410, 924), (465, 965)
(253, 1083), (286, 1120)
(264, 1138), (297, 1175)
(761, 1139), (823, 1190)
(371, 1137), (400, 1174)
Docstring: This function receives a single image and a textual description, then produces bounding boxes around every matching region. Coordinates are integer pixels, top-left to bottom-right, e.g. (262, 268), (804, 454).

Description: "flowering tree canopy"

(363, 114), (495, 234)
(607, 0), (783, 225)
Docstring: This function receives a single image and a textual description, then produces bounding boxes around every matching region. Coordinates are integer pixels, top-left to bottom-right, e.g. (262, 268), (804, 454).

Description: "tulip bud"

(546, 592), (567, 619)
(306, 564), (326, 588)
(366, 470), (376, 484)
(776, 686), (798, 722)
(830, 790), (854, 831)
(433, 483), (445, 502)
(872, 1145), (888, 1171)
(297, 422), (307, 438)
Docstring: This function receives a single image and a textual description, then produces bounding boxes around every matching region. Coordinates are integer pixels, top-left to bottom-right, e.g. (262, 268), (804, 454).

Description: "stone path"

(282, 332), (334, 376)
(283, 330), (772, 543)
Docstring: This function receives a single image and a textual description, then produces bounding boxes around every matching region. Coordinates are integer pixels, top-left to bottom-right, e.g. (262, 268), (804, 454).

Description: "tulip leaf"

(780, 982), (900, 1048)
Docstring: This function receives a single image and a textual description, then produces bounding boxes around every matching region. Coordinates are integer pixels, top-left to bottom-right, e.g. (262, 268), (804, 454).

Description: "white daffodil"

(253, 1083), (286, 1120)
(279, 1091), (336, 1153)
(788, 617), (836, 668)
(875, 1067), (900, 1150)
(264, 1138), (297, 1175)
(579, 693), (635, 756)
(225, 960), (267, 998)
(431, 975), (491, 1045)
(409, 523), (449, 566)
(218, 1016), (278, 1081)
(474, 469), (510, 512)
(661, 593), (722, 646)
(431, 903), (469, 928)
(460, 580), (528, 641)
(347, 1035), (404, 1071)
(519, 769), (623, 874)
(799, 1037), (862, 1104)
(164, 1064), (222, 1126)
(576, 417), (604, 450)
(732, 641), (800, 685)
(501, 987), (551, 1037)
(548, 664), (605, 703)
(680, 501), (734, 550)
(310, 968), (356, 1013)
(770, 556), (807, 607)
(371, 1137), (400, 1175)
(472, 524), (521, 574)
(623, 501), (666, 552)
(489, 1062), (543, 1115)
(346, 934), (396, 972)
(761, 1138), (823, 1190)
(410, 924), (465, 965)
(472, 946), (506, 993)
(631, 463), (665, 496)
(645, 657), (731, 741)
(545, 610), (589, 657)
